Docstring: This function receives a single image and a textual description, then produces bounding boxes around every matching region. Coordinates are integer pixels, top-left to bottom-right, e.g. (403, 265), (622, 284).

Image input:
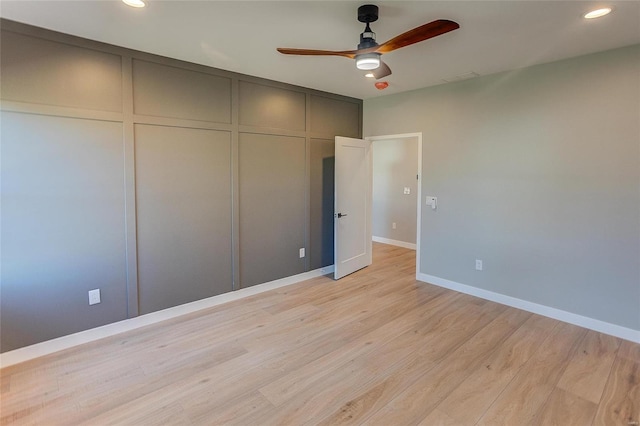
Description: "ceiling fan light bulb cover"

(355, 53), (381, 70)
(122, 0), (145, 7)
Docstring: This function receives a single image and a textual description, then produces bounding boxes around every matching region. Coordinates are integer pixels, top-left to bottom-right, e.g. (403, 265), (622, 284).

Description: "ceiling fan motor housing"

(357, 4), (379, 23)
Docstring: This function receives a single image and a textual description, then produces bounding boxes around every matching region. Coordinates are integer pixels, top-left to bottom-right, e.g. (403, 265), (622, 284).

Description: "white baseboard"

(417, 273), (640, 344)
(0, 265), (335, 368)
(372, 236), (416, 250)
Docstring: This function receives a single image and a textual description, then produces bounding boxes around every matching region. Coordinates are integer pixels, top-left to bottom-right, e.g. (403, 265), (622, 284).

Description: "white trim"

(372, 236), (416, 250)
(417, 273), (640, 344)
(0, 265), (335, 368)
(365, 132), (422, 279)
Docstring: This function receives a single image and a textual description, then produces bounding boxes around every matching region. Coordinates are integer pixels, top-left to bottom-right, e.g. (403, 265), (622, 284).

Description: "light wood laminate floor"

(1, 243), (639, 425)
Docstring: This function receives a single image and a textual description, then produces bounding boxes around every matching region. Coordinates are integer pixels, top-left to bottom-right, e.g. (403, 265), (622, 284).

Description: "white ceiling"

(1, 1), (638, 100)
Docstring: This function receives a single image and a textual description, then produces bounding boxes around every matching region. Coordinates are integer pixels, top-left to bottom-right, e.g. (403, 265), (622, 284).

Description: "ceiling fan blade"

(375, 19), (459, 54)
(372, 60), (392, 79)
(277, 47), (358, 59)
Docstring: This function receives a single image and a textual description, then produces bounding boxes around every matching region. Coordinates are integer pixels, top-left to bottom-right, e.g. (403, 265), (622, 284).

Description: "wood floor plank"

(258, 290), (459, 407)
(475, 322), (587, 426)
(618, 339), (640, 363)
(531, 388), (597, 426)
(187, 391), (274, 426)
(79, 401), (192, 426)
(556, 329), (621, 403)
(240, 335), (434, 425)
(179, 287), (446, 422)
(592, 356), (639, 426)
(436, 314), (557, 425)
(0, 377), (9, 395)
(314, 355), (437, 426)
(1, 243), (639, 425)
(168, 280), (436, 422)
(361, 307), (531, 425)
(417, 409), (462, 426)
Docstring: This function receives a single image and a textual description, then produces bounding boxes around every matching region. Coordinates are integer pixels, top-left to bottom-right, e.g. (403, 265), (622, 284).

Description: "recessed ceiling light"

(123, 0), (145, 8)
(365, 73), (375, 78)
(584, 7), (612, 19)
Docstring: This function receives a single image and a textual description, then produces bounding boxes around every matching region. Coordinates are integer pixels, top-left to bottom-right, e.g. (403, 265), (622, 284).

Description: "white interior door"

(334, 136), (372, 279)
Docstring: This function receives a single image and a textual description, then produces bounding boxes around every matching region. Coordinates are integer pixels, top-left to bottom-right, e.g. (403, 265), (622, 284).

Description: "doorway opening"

(367, 133), (422, 278)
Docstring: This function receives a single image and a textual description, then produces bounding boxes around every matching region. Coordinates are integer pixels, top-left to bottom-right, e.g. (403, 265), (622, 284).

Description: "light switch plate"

(299, 248), (305, 258)
(426, 196), (437, 210)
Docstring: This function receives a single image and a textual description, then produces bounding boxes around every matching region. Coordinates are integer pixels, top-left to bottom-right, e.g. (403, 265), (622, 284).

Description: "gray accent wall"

(310, 139), (335, 270)
(132, 59), (232, 124)
(364, 45), (640, 332)
(1, 112), (129, 351)
(239, 82), (306, 131)
(134, 125), (232, 314)
(1, 31), (123, 112)
(0, 19), (361, 352)
(239, 133), (306, 287)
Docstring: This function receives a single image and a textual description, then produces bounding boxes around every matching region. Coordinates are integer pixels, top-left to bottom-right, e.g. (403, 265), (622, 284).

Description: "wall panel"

(239, 133), (306, 287)
(0, 31), (122, 112)
(135, 124), (232, 314)
(0, 112), (128, 352)
(310, 95), (360, 138)
(239, 81), (306, 131)
(132, 59), (231, 123)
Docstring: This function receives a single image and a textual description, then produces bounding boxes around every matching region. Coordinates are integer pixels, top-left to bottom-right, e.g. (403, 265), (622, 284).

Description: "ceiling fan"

(277, 4), (460, 80)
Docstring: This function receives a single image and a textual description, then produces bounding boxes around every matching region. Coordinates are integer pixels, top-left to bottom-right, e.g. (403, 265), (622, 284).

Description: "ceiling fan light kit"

(277, 4), (459, 84)
(356, 53), (381, 70)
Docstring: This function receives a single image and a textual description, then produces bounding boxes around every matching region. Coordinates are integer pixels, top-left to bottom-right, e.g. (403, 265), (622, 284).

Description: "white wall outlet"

(299, 248), (305, 258)
(475, 259), (483, 271)
(88, 289), (101, 305)
(403, 187), (411, 195)
(392, 222), (397, 229)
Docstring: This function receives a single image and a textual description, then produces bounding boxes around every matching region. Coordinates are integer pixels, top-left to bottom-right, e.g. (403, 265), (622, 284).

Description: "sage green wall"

(364, 45), (640, 332)
(0, 19), (361, 352)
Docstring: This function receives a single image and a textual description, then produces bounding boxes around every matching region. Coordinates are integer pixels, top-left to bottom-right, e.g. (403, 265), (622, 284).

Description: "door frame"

(365, 132), (422, 279)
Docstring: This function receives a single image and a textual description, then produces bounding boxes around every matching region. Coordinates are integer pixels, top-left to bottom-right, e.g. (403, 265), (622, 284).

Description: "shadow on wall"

(321, 156), (335, 267)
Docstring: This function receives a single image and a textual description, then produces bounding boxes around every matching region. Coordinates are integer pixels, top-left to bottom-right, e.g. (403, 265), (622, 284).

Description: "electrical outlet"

(475, 259), (483, 271)
(299, 248), (305, 258)
(392, 222), (397, 229)
(88, 289), (101, 305)
(403, 187), (411, 195)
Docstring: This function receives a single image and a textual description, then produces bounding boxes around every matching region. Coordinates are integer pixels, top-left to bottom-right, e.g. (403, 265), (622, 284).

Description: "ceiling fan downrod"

(355, 5), (381, 70)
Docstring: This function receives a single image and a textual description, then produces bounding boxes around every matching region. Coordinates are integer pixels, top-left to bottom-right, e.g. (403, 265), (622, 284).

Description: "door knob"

(336, 213), (348, 218)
